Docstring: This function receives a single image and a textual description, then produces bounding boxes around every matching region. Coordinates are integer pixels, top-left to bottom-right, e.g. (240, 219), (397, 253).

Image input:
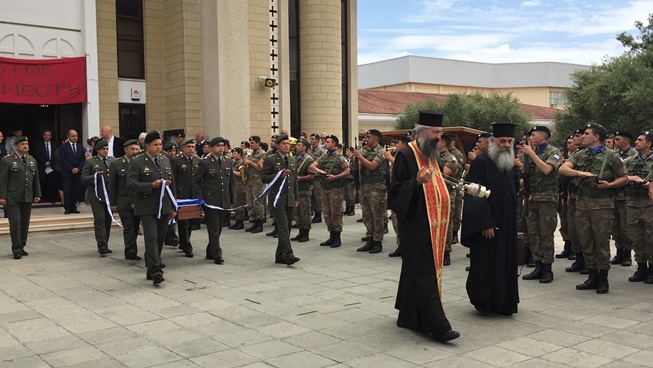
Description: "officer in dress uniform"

(560, 123), (628, 294)
(109, 139), (142, 260)
(610, 130), (637, 266)
(127, 131), (176, 285)
(0, 136), (41, 259)
(162, 142), (180, 247)
(262, 135), (300, 265)
(192, 137), (234, 264)
(81, 140), (117, 256)
(172, 138), (200, 258)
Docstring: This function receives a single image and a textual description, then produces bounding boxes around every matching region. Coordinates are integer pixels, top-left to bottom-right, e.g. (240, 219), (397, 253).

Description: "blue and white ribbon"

(201, 170), (286, 211)
(94, 172), (122, 227)
(158, 180), (179, 224)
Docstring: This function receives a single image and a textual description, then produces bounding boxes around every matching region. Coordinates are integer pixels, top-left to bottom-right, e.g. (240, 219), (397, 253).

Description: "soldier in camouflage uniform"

(515, 137), (532, 266)
(448, 135), (465, 244)
(522, 126), (562, 284)
(344, 146), (357, 216)
(555, 135), (576, 260)
(610, 131), (637, 266)
(243, 136), (266, 233)
(435, 134), (459, 266)
(291, 139), (314, 242)
(230, 148), (248, 230)
(309, 134), (325, 223)
(560, 123), (628, 294)
(355, 129), (387, 254)
(310, 135), (350, 248)
(565, 128), (588, 273)
(624, 131), (653, 283)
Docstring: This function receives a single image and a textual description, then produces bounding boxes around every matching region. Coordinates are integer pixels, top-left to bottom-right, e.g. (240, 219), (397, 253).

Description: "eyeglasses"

(434, 131), (444, 135)
(321, 137), (326, 140)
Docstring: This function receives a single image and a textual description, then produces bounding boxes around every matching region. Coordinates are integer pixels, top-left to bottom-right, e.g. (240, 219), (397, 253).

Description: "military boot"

(443, 251), (451, 266)
(297, 229), (310, 243)
(320, 231), (334, 246)
(245, 221), (256, 232)
(384, 223), (389, 234)
(610, 248), (624, 265)
(368, 240), (383, 254)
(526, 248), (536, 268)
(540, 263), (554, 283)
(266, 224), (278, 237)
(555, 241), (572, 259)
(576, 269), (598, 290)
(522, 261), (543, 280)
(347, 206), (356, 216)
(330, 232), (342, 248)
(452, 233), (459, 244)
(646, 263), (653, 284)
(291, 229), (302, 241)
(250, 220), (264, 233)
(565, 253), (585, 272)
(596, 269), (609, 294)
(621, 250), (632, 266)
(628, 262), (648, 282)
(357, 239), (373, 252)
(231, 220), (244, 230)
(311, 212), (322, 223)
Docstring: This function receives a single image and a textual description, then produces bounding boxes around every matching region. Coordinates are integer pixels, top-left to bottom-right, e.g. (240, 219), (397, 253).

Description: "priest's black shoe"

(443, 251), (451, 266)
(160, 262), (166, 269)
(13, 253), (21, 260)
(99, 247), (109, 255)
(539, 263), (554, 283)
(368, 241), (382, 254)
(214, 257), (224, 265)
(20, 250), (28, 256)
(275, 259), (285, 264)
(522, 261), (542, 280)
(628, 263), (647, 282)
(152, 275), (165, 285)
(388, 248), (401, 257)
(357, 240), (373, 252)
(285, 256), (300, 266)
(576, 269), (598, 290)
(433, 330), (460, 343)
(320, 232), (335, 246)
(72, 209), (81, 214)
(183, 250), (194, 258)
(474, 305), (491, 316)
(64, 210), (71, 215)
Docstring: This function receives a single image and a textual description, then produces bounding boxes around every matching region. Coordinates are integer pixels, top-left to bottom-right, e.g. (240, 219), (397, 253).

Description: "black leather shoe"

(99, 248), (109, 255)
(361, 236), (370, 241)
(160, 262), (166, 269)
(433, 330), (460, 343)
(474, 305), (491, 316)
(184, 250), (194, 258)
(368, 241), (382, 254)
(72, 210), (81, 214)
(105, 249), (113, 253)
(356, 218), (363, 223)
(64, 210), (71, 215)
(20, 250), (28, 256)
(214, 257), (224, 264)
(266, 227), (278, 237)
(388, 248), (401, 257)
(126, 255), (142, 261)
(13, 253), (22, 260)
(152, 275), (165, 285)
(275, 259), (285, 264)
(285, 256), (300, 266)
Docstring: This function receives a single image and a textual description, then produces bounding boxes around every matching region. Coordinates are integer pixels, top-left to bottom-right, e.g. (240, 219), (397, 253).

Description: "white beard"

(488, 143), (515, 172)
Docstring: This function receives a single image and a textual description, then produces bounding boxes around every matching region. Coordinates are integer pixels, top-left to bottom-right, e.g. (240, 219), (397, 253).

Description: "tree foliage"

(395, 92), (532, 135)
(553, 14), (653, 143)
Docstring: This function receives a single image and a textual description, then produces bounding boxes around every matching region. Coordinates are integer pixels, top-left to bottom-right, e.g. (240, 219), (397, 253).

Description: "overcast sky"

(358, 0), (651, 65)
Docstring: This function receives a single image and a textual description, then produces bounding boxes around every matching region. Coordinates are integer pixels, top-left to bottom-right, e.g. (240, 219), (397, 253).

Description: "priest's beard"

(417, 135), (439, 161)
(488, 143), (515, 172)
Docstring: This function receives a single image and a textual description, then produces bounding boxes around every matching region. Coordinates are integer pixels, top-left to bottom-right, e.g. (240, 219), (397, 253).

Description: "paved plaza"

(1, 210), (653, 368)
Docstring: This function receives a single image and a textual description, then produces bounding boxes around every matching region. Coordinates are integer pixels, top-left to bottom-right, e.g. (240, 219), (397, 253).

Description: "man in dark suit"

(109, 139), (142, 261)
(0, 136), (41, 259)
(128, 131), (176, 285)
(262, 134), (300, 266)
(172, 138), (199, 258)
(32, 130), (58, 203)
(192, 137), (233, 264)
(60, 129), (86, 214)
(0, 131), (8, 157)
(93, 126), (125, 158)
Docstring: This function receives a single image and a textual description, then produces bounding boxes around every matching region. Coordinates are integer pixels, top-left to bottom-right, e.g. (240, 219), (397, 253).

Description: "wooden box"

(178, 205), (202, 220)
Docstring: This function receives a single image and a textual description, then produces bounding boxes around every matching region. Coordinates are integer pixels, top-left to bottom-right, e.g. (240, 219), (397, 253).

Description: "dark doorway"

(0, 103), (82, 146)
(119, 103), (146, 140)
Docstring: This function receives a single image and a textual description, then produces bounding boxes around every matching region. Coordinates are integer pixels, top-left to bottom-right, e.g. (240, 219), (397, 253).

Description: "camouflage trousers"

(345, 182), (356, 206)
(576, 207), (613, 270)
(322, 188), (344, 232)
(445, 195), (456, 252)
(312, 180), (323, 213)
(360, 183), (387, 242)
(245, 179), (266, 221)
(517, 196), (530, 247)
(390, 211), (400, 246)
(527, 200), (558, 264)
(558, 197), (569, 241)
(612, 200), (632, 251)
(627, 205), (653, 263)
(294, 193), (312, 230)
(452, 187), (464, 233)
(233, 183), (248, 221)
(567, 197), (582, 254)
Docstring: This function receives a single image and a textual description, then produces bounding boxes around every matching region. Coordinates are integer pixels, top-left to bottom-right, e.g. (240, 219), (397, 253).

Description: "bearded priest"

(462, 122), (520, 316)
(388, 110), (460, 343)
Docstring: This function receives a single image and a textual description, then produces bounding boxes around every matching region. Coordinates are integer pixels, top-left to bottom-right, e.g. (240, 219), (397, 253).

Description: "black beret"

(478, 132), (493, 139)
(574, 128), (585, 135)
(181, 138), (196, 146)
(440, 134), (452, 144)
(297, 138), (310, 147)
(398, 136), (412, 144)
(586, 123), (607, 138)
(639, 130), (653, 143)
(209, 137), (225, 146)
(175, 132), (185, 138)
(13, 136), (28, 144)
(366, 129), (382, 139)
(567, 135), (575, 140)
(124, 139), (139, 147)
(614, 130), (633, 140)
(530, 126), (551, 137)
(144, 130), (161, 144)
(417, 110), (444, 127)
(240, 141), (250, 147)
(325, 134), (339, 144)
(162, 142), (176, 151)
(275, 134), (289, 144)
(95, 140), (109, 149)
(249, 136), (261, 143)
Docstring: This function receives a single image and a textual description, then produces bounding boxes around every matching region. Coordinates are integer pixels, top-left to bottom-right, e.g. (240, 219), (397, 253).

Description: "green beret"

(123, 139), (139, 147)
(209, 137), (225, 146)
(95, 140), (109, 149)
(163, 142), (176, 151)
(144, 130), (161, 144)
(181, 138), (196, 146)
(275, 134), (289, 144)
(13, 136), (28, 145)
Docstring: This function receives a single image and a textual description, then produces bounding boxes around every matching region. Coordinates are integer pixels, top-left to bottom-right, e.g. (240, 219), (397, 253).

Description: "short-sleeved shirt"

(528, 144), (562, 201)
(246, 148), (265, 180)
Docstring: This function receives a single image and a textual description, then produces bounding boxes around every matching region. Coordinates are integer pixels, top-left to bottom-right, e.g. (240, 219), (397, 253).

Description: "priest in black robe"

(388, 110), (460, 343)
(462, 122), (520, 316)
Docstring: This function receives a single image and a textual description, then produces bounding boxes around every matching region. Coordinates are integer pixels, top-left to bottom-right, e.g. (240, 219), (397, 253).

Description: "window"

(549, 91), (568, 107)
(119, 103), (146, 140)
(116, 0), (145, 79)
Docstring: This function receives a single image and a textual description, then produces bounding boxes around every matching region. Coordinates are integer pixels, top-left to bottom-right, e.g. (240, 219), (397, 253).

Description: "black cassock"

(461, 151), (519, 315)
(388, 148), (452, 335)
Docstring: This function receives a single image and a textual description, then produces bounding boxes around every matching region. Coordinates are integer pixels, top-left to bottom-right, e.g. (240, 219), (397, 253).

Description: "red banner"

(0, 56), (87, 105)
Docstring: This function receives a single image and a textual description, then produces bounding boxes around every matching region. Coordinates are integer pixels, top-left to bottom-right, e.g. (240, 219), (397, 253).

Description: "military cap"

(325, 134), (339, 144)
(491, 123), (516, 138)
(398, 135), (412, 144)
(585, 123), (607, 138)
(144, 130), (161, 144)
(567, 135), (575, 140)
(249, 135), (261, 143)
(162, 142), (176, 151)
(209, 137), (225, 146)
(175, 132), (186, 138)
(574, 128), (584, 135)
(124, 139), (139, 147)
(275, 134), (289, 144)
(530, 125), (551, 137)
(95, 140), (109, 149)
(417, 110), (444, 127)
(639, 130), (653, 143)
(440, 134), (452, 144)
(271, 134), (279, 139)
(614, 130), (633, 140)
(297, 138), (310, 147)
(478, 132), (493, 139)
(366, 129), (383, 139)
(241, 141), (250, 148)
(13, 136), (28, 144)
(181, 138), (196, 146)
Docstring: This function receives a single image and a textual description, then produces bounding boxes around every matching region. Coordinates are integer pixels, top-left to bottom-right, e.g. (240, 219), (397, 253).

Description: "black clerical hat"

(417, 110), (444, 127)
(398, 136), (411, 144)
(491, 123), (517, 138)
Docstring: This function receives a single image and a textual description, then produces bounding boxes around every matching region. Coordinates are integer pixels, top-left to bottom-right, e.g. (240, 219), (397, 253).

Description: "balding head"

(100, 126), (113, 140)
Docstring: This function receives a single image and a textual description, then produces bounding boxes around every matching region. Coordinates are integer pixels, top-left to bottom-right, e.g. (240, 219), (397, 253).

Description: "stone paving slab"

(1, 210), (652, 367)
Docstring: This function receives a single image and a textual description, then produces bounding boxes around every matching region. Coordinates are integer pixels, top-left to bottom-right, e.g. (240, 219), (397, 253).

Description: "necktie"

(154, 157), (160, 168)
(21, 156), (26, 164)
(284, 156), (289, 167)
(102, 158), (108, 168)
(72, 143), (76, 155)
(46, 142), (50, 160)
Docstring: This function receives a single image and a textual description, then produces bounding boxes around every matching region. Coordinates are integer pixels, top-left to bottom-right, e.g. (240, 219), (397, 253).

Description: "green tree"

(617, 13), (653, 53)
(394, 92), (532, 134)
